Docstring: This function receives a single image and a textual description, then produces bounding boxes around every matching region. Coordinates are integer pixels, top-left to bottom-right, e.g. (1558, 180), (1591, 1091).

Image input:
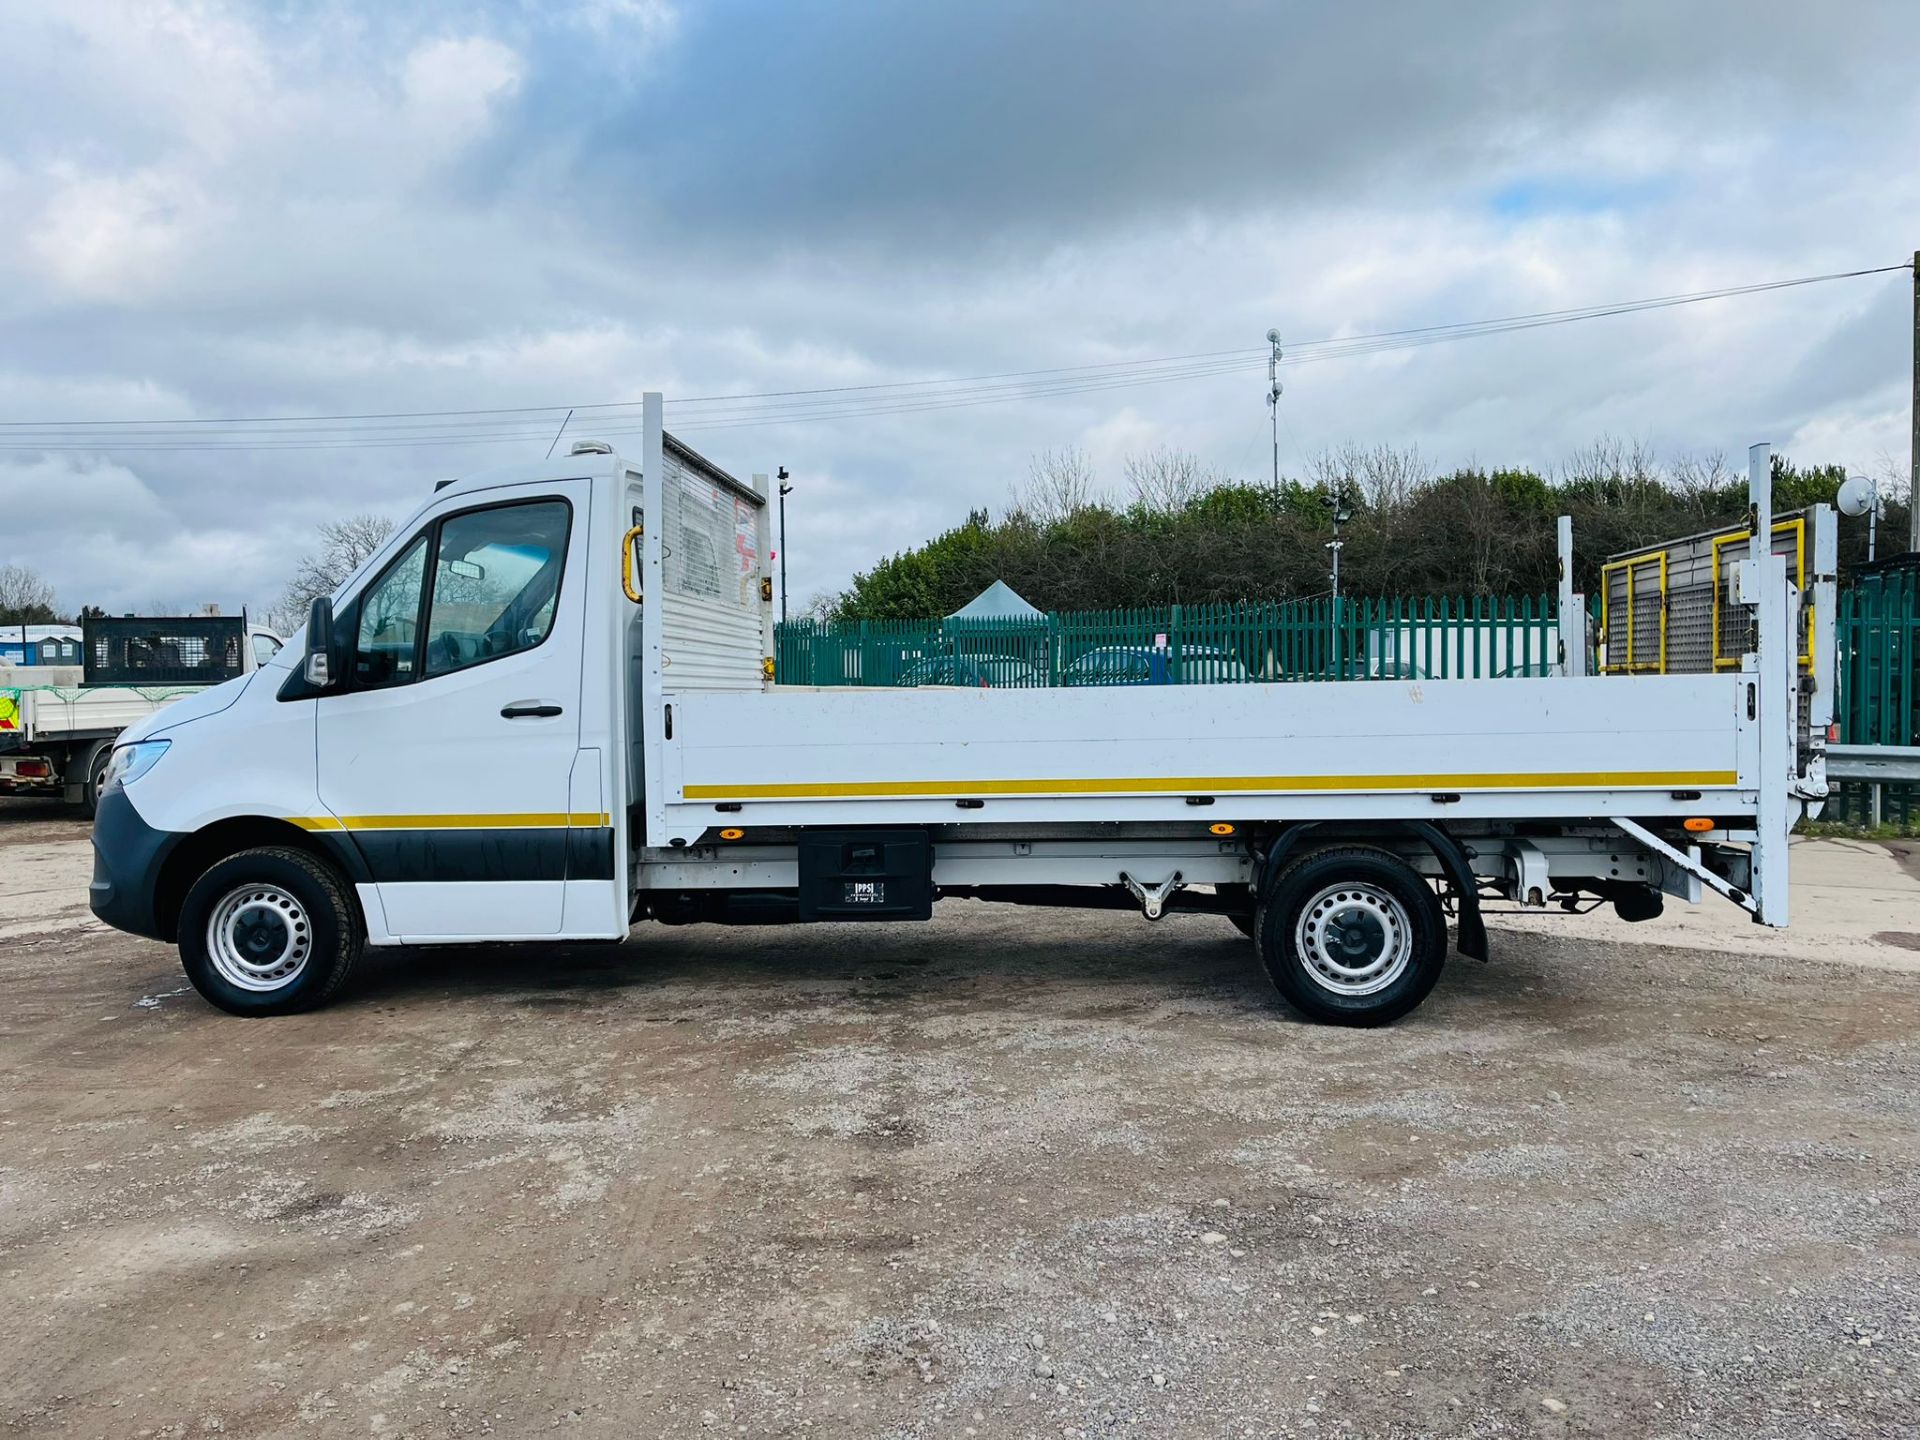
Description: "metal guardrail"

(1824, 744), (1920, 783)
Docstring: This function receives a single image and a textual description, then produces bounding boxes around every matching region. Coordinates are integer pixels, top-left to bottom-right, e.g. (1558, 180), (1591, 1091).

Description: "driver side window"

(423, 501), (570, 677)
(347, 497), (572, 690)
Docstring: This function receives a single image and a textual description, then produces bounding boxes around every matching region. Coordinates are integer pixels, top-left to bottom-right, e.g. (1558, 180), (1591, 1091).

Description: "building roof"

(0, 624), (81, 643)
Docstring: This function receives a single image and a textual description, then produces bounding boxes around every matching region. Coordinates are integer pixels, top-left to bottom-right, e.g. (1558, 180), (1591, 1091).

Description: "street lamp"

(777, 466), (793, 622)
(1323, 487), (1357, 605)
(1266, 328), (1283, 497)
(1321, 487), (1357, 674)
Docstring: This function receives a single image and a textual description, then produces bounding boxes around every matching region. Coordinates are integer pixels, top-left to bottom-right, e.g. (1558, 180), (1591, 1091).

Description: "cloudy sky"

(2, 0), (1916, 621)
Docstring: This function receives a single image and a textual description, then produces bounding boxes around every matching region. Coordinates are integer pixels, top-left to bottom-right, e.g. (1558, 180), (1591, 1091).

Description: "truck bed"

(9, 685), (201, 742)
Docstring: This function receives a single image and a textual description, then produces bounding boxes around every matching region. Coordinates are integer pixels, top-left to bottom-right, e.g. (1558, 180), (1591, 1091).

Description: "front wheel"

(1257, 846), (1447, 1026)
(177, 847), (364, 1016)
(79, 743), (113, 818)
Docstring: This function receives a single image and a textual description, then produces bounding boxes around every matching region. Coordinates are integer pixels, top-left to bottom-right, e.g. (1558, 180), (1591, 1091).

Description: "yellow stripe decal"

(290, 813), (609, 831)
(683, 772), (1737, 801)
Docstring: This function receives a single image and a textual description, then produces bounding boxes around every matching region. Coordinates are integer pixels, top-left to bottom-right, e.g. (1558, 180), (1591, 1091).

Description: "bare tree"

(0, 563), (59, 625)
(1309, 442), (1429, 508)
(1455, 475), (1514, 595)
(1669, 450), (1735, 522)
(1559, 435), (1661, 491)
(277, 514), (397, 628)
(1012, 448), (1099, 524)
(1871, 449), (1911, 507)
(1124, 447), (1211, 513)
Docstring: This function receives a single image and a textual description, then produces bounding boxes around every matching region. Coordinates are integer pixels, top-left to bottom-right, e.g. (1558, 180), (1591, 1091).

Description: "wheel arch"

(68, 737), (115, 811)
(1254, 820), (1487, 962)
(153, 816), (367, 942)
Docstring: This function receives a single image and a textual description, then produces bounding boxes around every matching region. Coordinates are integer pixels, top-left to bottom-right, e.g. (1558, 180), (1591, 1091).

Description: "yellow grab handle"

(621, 524), (645, 604)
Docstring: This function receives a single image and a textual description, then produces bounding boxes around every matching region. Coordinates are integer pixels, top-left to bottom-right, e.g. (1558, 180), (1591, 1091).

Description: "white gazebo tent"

(943, 581), (1048, 670)
(945, 580), (1043, 621)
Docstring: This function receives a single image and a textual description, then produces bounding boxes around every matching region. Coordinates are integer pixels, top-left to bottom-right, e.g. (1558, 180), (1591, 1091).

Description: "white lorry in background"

(2, 615), (282, 814)
(85, 400), (1830, 1027)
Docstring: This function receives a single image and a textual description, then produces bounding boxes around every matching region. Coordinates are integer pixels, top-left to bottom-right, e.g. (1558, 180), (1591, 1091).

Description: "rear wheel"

(177, 847), (363, 1016)
(1257, 846), (1446, 1026)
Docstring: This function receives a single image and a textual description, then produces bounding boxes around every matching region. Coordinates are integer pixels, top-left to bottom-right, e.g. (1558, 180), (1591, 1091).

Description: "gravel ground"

(2, 798), (1918, 1439)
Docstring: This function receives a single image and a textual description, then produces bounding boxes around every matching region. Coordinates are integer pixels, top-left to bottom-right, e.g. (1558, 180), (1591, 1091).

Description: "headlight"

(101, 739), (170, 793)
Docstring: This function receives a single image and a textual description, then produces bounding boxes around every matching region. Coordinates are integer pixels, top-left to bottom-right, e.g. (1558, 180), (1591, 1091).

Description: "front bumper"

(89, 786), (181, 941)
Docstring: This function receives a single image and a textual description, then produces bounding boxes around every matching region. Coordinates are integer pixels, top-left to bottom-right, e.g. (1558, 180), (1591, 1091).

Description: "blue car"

(1060, 645), (1254, 686)
(895, 655), (1044, 688)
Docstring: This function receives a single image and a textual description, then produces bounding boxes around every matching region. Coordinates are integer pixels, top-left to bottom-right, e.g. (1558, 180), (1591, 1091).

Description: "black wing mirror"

(304, 596), (343, 690)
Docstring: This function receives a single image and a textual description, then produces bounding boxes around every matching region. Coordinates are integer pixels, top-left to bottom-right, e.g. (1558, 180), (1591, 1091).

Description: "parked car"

(1060, 644), (1254, 686)
(895, 655), (1044, 688)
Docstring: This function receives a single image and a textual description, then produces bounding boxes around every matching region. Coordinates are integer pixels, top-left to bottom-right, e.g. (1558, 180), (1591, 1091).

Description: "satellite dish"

(1836, 474), (1877, 518)
(1266, 328), (1281, 344)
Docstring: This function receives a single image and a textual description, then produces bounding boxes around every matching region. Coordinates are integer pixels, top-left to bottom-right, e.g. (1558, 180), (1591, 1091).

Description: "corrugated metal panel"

(664, 594), (764, 692)
(666, 433), (764, 511)
(660, 447), (765, 691)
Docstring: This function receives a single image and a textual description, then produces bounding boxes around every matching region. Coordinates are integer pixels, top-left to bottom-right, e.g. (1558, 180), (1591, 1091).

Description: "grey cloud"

(0, 0), (1916, 619)
(601, 0), (1915, 250)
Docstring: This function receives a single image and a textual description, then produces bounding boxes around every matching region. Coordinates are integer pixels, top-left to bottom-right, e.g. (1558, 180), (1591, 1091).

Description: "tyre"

(1256, 846), (1446, 1026)
(79, 743), (113, 818)
(177, 847), (364, 1016)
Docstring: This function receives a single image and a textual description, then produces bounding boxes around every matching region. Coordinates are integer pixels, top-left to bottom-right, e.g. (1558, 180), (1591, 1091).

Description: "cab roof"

(428, 432), (763, 508)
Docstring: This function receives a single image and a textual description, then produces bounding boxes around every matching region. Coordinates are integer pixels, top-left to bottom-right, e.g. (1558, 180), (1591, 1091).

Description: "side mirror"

(304, 596), (340, 689)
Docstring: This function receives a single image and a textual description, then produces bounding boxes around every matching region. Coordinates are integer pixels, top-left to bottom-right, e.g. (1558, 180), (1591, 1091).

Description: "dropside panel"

(659, 674), (1753, 841)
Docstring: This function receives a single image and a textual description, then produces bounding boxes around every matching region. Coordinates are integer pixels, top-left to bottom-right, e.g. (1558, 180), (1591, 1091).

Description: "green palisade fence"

(776, 596), (1561, 689)
(777, 578), (1920, 826)
(1829, 569), (1920, 826)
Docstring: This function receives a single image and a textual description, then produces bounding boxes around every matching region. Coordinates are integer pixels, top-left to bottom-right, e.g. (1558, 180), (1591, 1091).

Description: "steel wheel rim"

(206, 884), (312, 992)
(1294, 882), (1412, 996)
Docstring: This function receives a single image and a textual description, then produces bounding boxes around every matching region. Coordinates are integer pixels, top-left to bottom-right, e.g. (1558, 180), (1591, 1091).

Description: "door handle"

(500, 703), (564, 719)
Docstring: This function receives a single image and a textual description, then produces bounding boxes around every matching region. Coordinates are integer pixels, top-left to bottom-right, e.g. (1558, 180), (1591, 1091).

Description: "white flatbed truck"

(3, 616), (282, 813)
(88, 396), (1831, 1024)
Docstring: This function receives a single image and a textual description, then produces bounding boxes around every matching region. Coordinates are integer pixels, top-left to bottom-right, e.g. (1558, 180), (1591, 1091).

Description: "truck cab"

(89, 407), (753, 995)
